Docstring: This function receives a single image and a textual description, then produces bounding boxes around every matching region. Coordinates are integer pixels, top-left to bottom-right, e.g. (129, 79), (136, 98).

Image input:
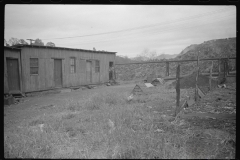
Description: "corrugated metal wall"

(20, 47), (115, 92)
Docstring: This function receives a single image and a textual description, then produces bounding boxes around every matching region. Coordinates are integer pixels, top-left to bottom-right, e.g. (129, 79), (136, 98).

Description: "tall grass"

(4, 89), (235, 159)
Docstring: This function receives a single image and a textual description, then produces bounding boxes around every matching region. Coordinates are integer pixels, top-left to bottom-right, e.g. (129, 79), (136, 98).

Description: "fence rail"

(115, 57), (236, 65)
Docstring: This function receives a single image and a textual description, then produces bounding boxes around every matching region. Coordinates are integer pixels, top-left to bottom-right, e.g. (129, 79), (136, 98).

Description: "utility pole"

(26, 39), (35, 45)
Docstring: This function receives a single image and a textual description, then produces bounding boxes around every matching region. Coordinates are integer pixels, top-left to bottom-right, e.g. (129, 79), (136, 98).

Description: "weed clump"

(66, 100), (83, 112)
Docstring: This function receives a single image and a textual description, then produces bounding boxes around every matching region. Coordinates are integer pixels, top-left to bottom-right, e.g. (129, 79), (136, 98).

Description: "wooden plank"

(187, 98), (195, 107)
(209, 61), (213, 91)
(174, 64), (181, 117)
(165, 62), (169, 77)
(181, 100), (188, 109)
(131, 84), (143, 95)
(115, 57), (236, 65)
(198, 86), (205, 98)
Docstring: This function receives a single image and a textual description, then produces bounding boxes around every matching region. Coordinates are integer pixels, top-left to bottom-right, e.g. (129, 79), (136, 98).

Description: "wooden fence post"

(218, 59), (221, 81)
(195, 52), (200, 102)
(209, 61), (213, 91)
(226, 58), (229, 75)
(223, 58), (227, 80)
(174, 64), (180, 117)
(166, 62), (169, 77)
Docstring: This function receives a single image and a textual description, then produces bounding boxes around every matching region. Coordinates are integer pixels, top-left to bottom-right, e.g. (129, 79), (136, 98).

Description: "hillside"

(115, 37), (236, 81)
(131, 54), (178, 62)
(115, 55), (138, 64)
(175, 37), (236, 60)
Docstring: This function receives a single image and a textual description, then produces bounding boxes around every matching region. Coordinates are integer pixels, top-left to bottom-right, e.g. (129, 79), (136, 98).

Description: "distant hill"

(175, 37), (236, 60)
(178, 44), (198, 56)
(131, 53), (178, 62)
(115, 55), (138, 64)
(174, 37), (236, 74)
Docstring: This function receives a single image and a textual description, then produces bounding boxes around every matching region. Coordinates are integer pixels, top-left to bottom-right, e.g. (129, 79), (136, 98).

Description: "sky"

(5, 5), (236, 58)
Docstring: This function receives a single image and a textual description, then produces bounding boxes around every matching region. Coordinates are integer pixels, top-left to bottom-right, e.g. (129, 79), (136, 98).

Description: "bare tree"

(8, 37), (20, 46)
(19, 39), (28, 45)
(4, 39), (9, 46)
(33, 38), (44, 46)
(46, 42), (56, 47)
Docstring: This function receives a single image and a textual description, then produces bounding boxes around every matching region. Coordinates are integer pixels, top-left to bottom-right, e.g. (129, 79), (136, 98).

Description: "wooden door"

(54, 59), (62, 87)
(7, 58), (20, 93)
(109, 62), (113, 80)
(86, 61), (92, 84)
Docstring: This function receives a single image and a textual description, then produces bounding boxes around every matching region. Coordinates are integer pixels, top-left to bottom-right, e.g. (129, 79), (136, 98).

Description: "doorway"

(86, 60), (92, 84)
(7, 58), (21, 93)
(109, 61), (114, 80)
(54, 59), (63, 87)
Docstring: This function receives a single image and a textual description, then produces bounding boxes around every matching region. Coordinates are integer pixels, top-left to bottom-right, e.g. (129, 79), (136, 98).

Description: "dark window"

(70, 57), (76, 73)
(95, 60), (100, 73)
(30, 58), (39, 75)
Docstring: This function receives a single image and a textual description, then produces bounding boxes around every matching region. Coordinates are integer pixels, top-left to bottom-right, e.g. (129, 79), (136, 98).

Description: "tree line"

(4, 37), (56, 47)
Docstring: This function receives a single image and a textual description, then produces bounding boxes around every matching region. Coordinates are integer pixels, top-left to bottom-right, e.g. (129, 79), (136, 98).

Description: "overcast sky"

(5, 5), (236, 58)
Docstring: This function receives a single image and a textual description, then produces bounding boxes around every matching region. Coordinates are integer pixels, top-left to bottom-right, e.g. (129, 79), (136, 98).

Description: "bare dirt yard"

(4, 78), (236, 159)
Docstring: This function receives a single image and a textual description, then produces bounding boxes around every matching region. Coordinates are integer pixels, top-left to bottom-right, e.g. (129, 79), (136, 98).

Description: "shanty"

(4, 45), (116, 94)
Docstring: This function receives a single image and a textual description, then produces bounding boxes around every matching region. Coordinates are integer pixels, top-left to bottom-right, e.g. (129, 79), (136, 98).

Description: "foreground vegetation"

(4, 84), (235, 159)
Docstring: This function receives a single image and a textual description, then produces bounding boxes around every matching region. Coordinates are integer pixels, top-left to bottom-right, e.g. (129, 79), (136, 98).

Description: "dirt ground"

(4, 78), (236, 159)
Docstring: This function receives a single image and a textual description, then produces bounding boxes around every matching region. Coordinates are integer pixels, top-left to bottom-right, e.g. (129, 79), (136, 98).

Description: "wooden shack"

(4, 46), (23, 94)
(4, 44), (116, 94)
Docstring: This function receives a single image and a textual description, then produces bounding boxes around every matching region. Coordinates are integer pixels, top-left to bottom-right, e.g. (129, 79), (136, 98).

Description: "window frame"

(70, 57), (76, 74)
(30, 58), (39, 75)
(95, 60), (100, 73)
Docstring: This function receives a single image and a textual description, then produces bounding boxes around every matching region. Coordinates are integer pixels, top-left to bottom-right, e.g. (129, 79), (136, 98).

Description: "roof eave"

(16, 44), (116, 54)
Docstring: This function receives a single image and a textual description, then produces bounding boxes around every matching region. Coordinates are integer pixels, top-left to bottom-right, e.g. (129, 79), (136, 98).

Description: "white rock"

(127, 94), (134, 101)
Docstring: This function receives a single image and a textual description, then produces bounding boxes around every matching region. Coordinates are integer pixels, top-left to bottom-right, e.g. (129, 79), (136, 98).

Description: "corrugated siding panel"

(21, 47), (115, 92)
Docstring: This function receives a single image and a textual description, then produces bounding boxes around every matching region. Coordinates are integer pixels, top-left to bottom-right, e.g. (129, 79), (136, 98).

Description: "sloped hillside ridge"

(115, 37), (236, 81)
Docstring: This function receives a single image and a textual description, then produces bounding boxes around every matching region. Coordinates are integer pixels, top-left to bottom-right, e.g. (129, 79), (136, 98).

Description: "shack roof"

(13, 44), (117, 54)
(4, 46), (21, 50)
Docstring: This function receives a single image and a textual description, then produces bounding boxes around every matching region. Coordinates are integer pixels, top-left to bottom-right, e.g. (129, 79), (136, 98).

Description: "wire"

(41, 7), (234, 40)
(56, 13), (234, 46)
(57, 14), (234, 46)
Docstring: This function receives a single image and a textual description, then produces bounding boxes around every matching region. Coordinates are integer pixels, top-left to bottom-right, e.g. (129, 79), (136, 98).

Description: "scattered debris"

(144, 83), (154, 88)
(151, 78), (165, 86)
(187, 99), (195, 107)
(197, 86), (205, 98)
(181, 100), (188, 109)
(155, 129), (164, 132)
(85, 85), (93, 89)
(81, 87), (87, 90)
(218, 84), (226, 88)
(127, 94), (134, 101)
(131, 84), (144, 95)
(60, 89), (72, 93)
(4, 95), (15, 105)
(108, 79), (120, 86)
(14, 98), (29, 105)
(39, 124), (44, 132)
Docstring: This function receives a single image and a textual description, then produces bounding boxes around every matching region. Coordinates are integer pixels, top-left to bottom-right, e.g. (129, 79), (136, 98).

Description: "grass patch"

(4, 87), (235, 159)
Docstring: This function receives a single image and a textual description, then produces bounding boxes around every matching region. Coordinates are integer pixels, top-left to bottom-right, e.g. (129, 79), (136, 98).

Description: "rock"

(127, 94), (134, 101)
